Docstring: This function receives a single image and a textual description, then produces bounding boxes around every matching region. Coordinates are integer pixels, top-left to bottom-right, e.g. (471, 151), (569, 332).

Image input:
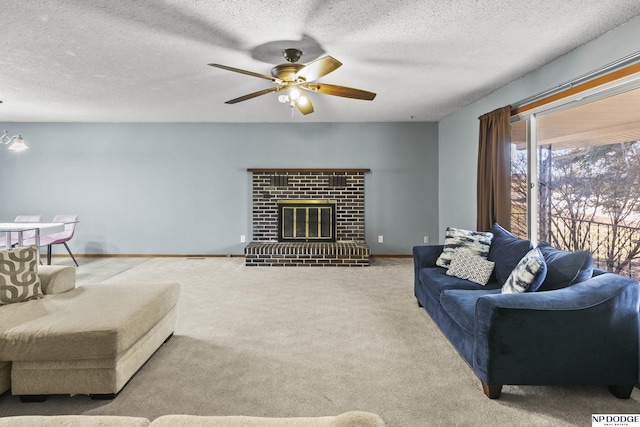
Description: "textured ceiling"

(2, 0), (640, 123)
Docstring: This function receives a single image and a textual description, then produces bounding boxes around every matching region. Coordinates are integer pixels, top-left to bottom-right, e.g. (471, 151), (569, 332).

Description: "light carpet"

(1, 257), (639, 426)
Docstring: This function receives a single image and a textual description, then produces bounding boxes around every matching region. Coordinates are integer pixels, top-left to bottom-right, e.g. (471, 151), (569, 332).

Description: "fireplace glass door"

(278, 200), (336, 242)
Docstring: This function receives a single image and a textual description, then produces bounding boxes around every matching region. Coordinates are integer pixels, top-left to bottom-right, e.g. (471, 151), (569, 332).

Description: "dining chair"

(23, 215), (79, 266)
(0, 215), (42, 249)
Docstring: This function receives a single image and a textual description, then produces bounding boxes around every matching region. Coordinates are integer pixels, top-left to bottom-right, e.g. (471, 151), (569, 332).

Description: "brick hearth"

(245, 242), (370, 267)
(246, 168), (370, 267)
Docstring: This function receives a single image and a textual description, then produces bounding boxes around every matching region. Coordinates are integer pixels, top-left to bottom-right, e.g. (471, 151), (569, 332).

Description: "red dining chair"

(0, 215), (42, 248)
(24, 215), (79, 266)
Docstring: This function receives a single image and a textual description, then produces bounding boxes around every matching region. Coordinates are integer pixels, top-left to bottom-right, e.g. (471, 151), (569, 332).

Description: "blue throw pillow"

(487, 223), (533, 285)
(502, 248), (547, 294)
(536, 242), (593, 291)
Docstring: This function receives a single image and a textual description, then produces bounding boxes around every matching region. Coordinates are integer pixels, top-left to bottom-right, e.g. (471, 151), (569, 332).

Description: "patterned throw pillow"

(446, 251), (495, 285)
(0, 245), (42, 305)
(502, 248), (547, 294)
(436, 227), (493, 268)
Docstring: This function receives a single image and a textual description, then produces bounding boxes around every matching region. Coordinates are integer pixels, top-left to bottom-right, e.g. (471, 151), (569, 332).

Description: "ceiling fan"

(208, 48), (376, 115)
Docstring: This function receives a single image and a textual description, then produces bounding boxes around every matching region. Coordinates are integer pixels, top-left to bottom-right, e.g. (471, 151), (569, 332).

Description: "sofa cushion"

(446, 251), (495, 285)
(502, 248), (547, 293)
(0, 416), (150, 427)
(537, 242), (593, 291)
(440, 289), (501, 335)
(487, 223), (533, 285)
(0, 360), (10, 394)
(419, 267), (501, 303)
(0, 246), (42, 305)
(436, 227), (493, 268)
(151, 411), (386, 427)
(0, 282), (180, 361)
(38, 265), (76, 295)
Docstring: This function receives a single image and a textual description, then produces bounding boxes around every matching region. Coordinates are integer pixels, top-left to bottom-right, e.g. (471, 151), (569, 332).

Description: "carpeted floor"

(1, 257), (639, 426)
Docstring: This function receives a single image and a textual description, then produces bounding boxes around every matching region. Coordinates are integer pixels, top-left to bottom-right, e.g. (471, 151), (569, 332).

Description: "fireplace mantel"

(247, 168), (371, 173)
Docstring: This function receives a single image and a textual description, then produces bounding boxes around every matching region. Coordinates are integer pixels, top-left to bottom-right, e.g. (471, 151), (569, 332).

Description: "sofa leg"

(609, 385), (634, 399)
(90, 393), (117, 400)
(19, 395), (47, 403)
(481, 381), (502, 399)
(417, 300), (423, 308)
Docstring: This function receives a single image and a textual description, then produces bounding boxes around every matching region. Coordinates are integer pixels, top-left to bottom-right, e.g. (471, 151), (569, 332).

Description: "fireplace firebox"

(277, 200), (336, 242)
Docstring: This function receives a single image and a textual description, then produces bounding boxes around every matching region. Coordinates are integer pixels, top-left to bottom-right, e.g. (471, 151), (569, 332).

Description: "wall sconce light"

(1, 130), (29, 152)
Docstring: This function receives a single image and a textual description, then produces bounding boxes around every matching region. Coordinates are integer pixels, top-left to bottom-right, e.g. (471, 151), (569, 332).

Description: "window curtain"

(477, 105), (512, 232)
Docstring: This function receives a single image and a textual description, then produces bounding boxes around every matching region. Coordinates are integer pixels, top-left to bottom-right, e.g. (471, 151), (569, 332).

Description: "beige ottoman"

(0, 281), (180, 401)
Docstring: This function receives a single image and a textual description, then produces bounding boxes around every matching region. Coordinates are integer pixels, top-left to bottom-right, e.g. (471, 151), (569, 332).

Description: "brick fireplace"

(245, 168), (370, 266)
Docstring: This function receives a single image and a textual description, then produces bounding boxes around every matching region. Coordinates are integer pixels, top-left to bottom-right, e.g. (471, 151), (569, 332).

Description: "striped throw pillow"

(502, 248), (547, 294)
(436, 227), (493, 269)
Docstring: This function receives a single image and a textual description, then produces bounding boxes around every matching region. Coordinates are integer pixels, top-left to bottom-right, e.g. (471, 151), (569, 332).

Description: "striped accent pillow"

(436, 227), (493, 269)
(502, 248), (547, 294)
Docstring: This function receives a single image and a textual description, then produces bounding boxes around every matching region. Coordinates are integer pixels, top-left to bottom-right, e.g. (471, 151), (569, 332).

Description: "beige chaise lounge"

(0, 265), (180, 401)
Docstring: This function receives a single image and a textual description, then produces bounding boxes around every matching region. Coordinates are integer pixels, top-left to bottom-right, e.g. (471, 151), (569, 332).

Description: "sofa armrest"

(38, 265), (76, 295)
(413, 245), (444, 297)
(474, 273), (639, 386)
(413, 245), (444, 270)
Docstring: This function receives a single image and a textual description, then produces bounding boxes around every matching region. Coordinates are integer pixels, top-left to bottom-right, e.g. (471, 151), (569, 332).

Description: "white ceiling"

(2, 0), (640, 123)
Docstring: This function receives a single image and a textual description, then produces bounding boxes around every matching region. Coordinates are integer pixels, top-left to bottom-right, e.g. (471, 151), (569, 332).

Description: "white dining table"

(0, 222), (66, 251)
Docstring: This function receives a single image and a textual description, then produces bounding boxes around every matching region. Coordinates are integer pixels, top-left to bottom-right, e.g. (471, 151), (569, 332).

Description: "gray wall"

(438, 16), (640, 242)
(0, 122), (438, 256)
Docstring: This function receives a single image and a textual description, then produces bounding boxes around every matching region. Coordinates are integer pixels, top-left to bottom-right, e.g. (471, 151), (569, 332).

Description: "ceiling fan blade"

(296, 56), (342, 82)
(305, 83), (376, 100)
(208, 63), (276, 81)
(225, 87), (279, 104)
(295, 93), (314, 115)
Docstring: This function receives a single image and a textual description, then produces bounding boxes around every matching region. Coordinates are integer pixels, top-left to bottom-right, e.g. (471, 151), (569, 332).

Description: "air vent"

(270, 175), (289, 187)
(328, 175), (347, 187)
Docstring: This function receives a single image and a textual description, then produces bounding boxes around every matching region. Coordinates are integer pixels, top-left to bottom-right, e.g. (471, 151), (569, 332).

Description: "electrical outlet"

(424, 236), (429, 244)
(240, 235), (246, 243)
(378, 235), (384, 243)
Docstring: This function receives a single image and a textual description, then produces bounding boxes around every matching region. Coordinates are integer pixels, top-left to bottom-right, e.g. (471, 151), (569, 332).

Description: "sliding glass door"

(511, 85), (640, 279)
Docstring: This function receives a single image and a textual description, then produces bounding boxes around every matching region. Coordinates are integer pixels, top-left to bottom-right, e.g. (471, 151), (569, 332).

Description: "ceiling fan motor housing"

(271, 63), (305, 82)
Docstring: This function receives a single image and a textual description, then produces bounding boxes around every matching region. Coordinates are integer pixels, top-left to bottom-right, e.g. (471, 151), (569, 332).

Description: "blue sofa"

(413, 224), (640, 399)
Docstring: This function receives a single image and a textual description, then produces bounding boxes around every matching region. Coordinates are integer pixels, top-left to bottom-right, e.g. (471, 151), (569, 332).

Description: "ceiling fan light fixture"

(287, 87), (301, 101)
(296, 94), (309, 106)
